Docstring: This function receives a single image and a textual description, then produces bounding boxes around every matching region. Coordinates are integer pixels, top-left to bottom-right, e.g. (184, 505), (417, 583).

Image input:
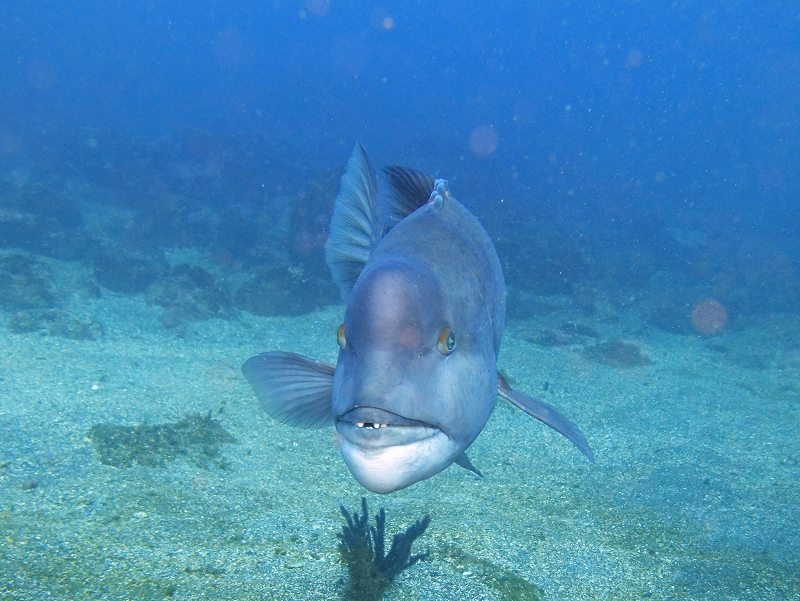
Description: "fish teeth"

(355, 422), (387, 429)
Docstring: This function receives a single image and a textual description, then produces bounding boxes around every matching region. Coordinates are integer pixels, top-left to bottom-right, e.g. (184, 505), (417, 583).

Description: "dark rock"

(234, 266), (337, 316)
(146, 263), (231, 328)
(93, 248), (166, 294)
(0, 253), (55, 310)
(0, 183), (91, 259)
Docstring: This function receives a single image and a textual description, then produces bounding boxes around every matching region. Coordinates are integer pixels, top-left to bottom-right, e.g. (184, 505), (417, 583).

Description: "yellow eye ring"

(336, 324), (347, 349)
(437, 326), (456, 355)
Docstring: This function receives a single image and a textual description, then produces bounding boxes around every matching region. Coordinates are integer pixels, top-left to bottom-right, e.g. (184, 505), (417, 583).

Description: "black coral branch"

(338, 497), (430, 600)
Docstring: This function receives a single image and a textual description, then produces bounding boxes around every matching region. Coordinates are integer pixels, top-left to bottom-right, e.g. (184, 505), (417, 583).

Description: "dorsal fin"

(324, 144), (381, 300)
(381, 165), (436, 228)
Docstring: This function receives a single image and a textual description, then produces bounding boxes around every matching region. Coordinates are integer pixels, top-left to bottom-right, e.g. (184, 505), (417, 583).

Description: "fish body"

(243, 145), (593, 493)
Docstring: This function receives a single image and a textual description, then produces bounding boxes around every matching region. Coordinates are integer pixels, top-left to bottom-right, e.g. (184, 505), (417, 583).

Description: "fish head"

(332, 258), (496, 493)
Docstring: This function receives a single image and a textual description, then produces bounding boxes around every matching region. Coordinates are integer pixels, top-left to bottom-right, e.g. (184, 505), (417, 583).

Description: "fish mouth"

(335, 407), (440, 448)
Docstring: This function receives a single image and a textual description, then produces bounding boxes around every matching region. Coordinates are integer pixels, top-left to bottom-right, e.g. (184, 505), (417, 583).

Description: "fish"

(242, 144), (594, 493)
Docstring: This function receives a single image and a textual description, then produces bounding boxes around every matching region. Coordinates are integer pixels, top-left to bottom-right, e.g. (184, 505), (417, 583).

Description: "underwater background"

(1, 2), (798, 599)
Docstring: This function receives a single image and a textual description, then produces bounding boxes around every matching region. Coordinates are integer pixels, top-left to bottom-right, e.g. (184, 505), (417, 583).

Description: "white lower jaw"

(337, 430), (458, 493)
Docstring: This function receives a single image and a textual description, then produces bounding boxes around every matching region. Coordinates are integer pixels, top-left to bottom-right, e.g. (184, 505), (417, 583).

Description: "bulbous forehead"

(345, 259), (444, 345)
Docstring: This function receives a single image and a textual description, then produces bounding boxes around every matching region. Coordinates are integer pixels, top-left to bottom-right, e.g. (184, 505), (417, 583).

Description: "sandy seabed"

(1, 283), (798, 600)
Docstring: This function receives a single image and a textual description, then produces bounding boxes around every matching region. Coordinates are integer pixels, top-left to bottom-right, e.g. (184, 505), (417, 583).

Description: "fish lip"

(335, 406), (440, 448)
(336, 406), (432, 428)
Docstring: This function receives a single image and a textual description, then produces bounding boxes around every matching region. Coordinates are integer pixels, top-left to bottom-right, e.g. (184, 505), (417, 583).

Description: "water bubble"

(691, 298), (728, 336)
(626, 50), (644, 68)
(469, 126), (499, 157)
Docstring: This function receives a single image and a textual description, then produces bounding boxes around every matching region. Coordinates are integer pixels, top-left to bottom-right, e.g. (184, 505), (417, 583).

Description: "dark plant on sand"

(337, 497), (431, 601)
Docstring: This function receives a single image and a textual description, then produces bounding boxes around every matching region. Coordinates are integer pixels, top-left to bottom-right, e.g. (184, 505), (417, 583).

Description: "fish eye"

(437, 326), (456, 354)
(336, 324), (347, 349)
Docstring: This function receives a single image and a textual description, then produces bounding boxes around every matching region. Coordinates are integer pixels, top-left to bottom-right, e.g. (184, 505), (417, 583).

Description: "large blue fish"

(243, 145), (593, 493)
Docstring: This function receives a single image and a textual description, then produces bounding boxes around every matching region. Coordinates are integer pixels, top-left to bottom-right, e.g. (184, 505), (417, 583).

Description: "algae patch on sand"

(441, 545), (544, 601)
(88, 411), (235, 468)
(583, 340), (654, 368)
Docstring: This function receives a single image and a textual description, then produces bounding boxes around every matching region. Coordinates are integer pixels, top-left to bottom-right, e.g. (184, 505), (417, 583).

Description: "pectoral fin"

(498, 374), (595, 462)
(242, 352), (335, 429)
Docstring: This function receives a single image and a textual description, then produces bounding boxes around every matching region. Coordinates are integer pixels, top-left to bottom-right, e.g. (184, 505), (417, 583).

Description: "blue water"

(1, 2), (798, 599)
(3, 2), (798, 308)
